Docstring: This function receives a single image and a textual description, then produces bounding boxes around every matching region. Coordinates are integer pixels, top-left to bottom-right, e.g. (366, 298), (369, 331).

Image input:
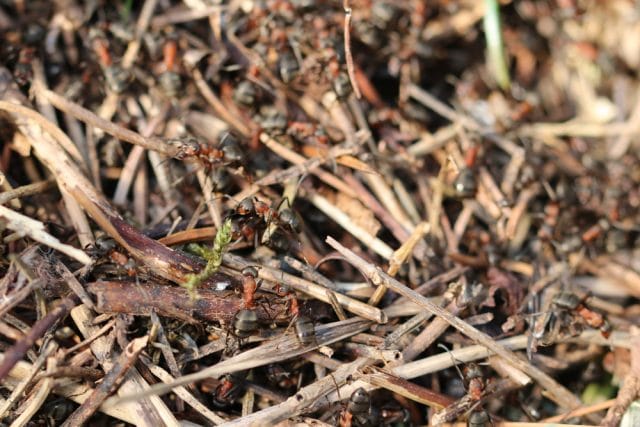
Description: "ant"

(278, 50), (300, 84)
(467, 410), (492, 427)
(229, 197), (302, 251)
(194, 131), (244, 169)
(287, 122), (330, 146)
(339, 387), (375, 427)
(530, 290), (611, 349)
(234, 80), (258, 108)
(452, 145), (479, 200)
(85, 236), (137, 277)
(265, 363), (298, 389)
(293, 315), (315, 346)
(212, 371), (247, 408)
(13, 47), (35, 87)
(550, 291), (611, 338)
(274, 283), (316, 347)
(434, 346), (494, 426)
(158, 36), (182, 97)
(89, 29), (131, 93)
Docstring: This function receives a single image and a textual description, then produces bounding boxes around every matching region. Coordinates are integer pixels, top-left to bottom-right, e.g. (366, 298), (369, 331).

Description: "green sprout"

(182, 218), (233, 299)
(483, 0), (511, 90)
(120, 0), (133, 22)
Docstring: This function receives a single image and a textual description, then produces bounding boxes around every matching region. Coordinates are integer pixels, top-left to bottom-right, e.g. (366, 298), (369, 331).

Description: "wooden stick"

(342, 0), (361, 99)
(601, 326), (640, 427)
(32, 82), (198, 160)
(306, 192), (394, 260)
(0, 354), (138, 424)
(224, 357), (373, 426)
(0, 205), (91, 264)
(0, 179), (55, 205)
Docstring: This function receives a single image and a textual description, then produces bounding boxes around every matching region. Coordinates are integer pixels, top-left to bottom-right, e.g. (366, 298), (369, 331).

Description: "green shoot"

(483, 0), (511, 90)
(182, 218), (233, 299)
(120, 0), (133, 22)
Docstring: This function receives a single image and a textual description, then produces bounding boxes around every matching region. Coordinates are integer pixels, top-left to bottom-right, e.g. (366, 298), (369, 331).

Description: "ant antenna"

(437, 343), (465, 383)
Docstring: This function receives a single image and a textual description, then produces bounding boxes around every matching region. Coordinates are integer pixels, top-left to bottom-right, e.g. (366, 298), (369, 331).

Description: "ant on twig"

(432, 345), (494, 426)
(227, 196), (302, 252)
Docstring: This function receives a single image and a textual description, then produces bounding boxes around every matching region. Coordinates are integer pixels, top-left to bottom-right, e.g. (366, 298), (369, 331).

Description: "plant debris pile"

(1, 1), (640, 426)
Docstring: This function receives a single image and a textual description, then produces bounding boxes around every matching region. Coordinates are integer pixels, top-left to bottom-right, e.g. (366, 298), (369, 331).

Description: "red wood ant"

(452, 144), (479, 199)
(194, 132), (244, 168)
(433, 346), (494, 426)
(89, 29), (131, 93)
(85, 236), (137, 277)
(552, 292), (611, 338)
(294, 315), (315, 346)
(528, 291), (612, 355)
(159, 37), (182, 97)
(265, 363), (298, 389)
(229, 197), (302, 251)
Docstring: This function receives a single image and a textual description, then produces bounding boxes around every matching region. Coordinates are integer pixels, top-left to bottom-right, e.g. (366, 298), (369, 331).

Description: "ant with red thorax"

(84, 236), (137, 278)
(165, 131), (246, 191)
(529, 290), (612, 352)
(433, 345), (494, 426)
(88, 28), (132, 94)
(158, 35), (182, 98)
(193, 131), (245, 170)
(272, 281), (316, 347)
(228, 196), (302, 252)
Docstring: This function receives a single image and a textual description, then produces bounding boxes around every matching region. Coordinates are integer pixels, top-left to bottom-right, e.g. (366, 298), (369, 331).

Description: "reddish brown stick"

(87, 281), (290, 325)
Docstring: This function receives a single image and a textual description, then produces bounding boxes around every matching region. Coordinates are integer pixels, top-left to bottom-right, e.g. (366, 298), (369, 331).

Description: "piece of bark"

(87, 281), (290, 325)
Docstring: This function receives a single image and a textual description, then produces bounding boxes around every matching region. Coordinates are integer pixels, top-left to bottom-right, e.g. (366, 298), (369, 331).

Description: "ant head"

(241, 266), (259, 277)
(237, 197), (255, 215)
(552, 291), (581, 310)
(464, 363), (483, 380)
